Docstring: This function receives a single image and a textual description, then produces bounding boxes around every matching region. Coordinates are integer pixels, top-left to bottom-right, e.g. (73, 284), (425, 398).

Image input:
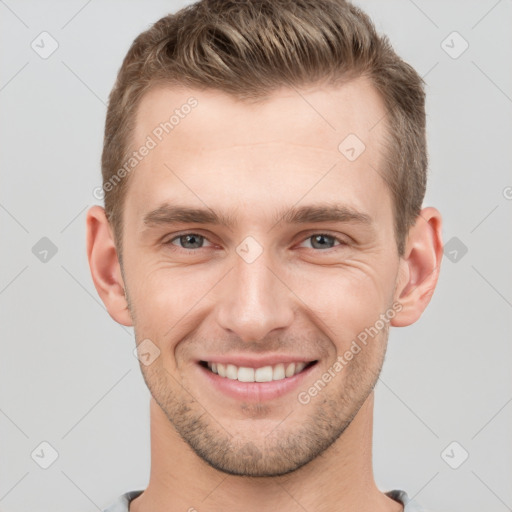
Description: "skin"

(87, 77), (443, 512)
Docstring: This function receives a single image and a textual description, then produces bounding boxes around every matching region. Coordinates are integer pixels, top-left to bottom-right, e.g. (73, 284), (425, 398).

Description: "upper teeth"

(207, 362), (308, 382)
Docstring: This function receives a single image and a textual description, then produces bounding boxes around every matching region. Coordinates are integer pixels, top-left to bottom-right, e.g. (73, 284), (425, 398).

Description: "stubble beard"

(137, 328), (388, 477)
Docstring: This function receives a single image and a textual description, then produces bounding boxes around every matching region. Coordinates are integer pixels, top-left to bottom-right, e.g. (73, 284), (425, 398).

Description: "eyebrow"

(143, 203), (373, 230)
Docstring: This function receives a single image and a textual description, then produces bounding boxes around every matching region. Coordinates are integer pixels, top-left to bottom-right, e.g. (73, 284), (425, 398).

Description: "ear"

(391, 207), (443, 327)
(86, 205), (133, 326)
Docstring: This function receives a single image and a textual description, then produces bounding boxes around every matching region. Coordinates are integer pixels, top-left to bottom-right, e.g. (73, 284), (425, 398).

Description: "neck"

(130, 392), (402, 512)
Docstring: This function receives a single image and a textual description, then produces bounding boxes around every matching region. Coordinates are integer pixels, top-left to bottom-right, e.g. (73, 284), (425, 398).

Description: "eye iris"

(180, 234), (203, 249)
(311, 234), (334, 249)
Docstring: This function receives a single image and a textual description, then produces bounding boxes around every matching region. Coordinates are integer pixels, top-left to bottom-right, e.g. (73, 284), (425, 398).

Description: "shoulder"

(386, 489), (434, 512)
(102, 490), (144, 512)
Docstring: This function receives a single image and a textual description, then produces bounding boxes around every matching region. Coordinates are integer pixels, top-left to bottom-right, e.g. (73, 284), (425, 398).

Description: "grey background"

(1, 0), (511, 511)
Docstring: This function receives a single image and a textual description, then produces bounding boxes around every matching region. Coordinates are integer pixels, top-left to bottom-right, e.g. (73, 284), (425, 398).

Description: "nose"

(215, 248), (295, 343)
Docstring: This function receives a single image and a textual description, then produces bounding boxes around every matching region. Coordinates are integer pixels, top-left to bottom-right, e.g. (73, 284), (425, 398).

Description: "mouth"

(199, 360), (318, 382)
(197, 359), (318, 402)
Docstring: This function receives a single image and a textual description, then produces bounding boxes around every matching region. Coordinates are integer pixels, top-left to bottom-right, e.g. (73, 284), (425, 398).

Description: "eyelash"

(164, 232), (348, 252)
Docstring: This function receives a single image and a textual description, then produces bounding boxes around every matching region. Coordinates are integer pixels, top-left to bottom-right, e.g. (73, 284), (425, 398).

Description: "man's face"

(121, 79), (402, 476)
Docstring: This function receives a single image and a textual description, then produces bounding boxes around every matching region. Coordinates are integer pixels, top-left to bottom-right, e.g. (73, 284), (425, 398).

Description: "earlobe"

(86, 205), (133, 327)
(391, 207), (443, 327)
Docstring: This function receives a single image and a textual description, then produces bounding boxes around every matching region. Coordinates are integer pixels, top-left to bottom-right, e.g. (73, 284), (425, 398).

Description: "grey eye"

(172, 233), (205, 249)
(308, 234), (337, 249)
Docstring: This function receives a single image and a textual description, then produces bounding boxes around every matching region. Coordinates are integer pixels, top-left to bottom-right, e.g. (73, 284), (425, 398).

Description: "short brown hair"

(101, 0), (427, 257)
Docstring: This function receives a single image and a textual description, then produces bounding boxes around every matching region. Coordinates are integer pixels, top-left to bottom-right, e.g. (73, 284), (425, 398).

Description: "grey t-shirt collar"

(103, 488), (428, 511)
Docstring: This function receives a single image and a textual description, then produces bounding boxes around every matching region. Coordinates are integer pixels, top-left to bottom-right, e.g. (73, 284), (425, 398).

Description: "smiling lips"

(203, 361), (316, 383)
(198, 357), (319, 402)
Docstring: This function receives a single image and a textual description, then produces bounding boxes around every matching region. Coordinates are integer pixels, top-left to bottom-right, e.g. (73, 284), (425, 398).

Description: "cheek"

(128, 261), (220, 340)
(286, 262), (395, 345)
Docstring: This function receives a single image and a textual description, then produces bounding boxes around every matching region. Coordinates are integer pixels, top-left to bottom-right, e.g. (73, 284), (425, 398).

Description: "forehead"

(133, 78), (387, 154)
(125, 79), (391, 225)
